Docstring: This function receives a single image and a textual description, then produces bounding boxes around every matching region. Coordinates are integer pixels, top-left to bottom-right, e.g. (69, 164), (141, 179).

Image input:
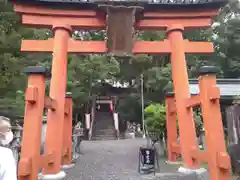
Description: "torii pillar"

(40, 25), (72, 179)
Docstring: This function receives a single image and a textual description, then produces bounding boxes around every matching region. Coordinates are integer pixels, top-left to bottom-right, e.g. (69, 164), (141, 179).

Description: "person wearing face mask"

(0, 116), (17, 180)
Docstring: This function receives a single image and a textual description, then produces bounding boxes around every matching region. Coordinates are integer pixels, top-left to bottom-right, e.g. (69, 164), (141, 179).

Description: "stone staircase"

(91, 112), (117, 140)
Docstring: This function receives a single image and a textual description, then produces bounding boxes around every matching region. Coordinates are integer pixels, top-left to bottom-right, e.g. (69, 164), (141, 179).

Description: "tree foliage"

(144, 104), (166, 137)
(116, 93), (142, 123)
(0, 0), (240, 123)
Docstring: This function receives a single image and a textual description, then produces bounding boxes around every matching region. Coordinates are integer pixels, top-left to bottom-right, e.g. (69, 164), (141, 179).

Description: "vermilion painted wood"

(13, 3), (231, 180)
(166, 74), (232, 180)
(166, 96), (178, 162)
(21, 39), (214, 54)
(21, 40), (108, 54)
(185, 95), (201, 108)
(44, 96), (57, 111)
(136, 18), (212, 30)
(43, 25), (71, 174)
(18, 75), (46, 180)
(22, 15), (106, 29)
(167, 24), (199, 169)
(62, 97), (73, 165)
(132, 40), (214, 54)
(199, 74), (231, 180)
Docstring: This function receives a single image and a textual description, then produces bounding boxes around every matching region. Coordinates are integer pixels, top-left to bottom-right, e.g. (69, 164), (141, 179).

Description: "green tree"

(211, 0), (240, 78)
(144, 103), (166, 138)
(144, 103), (167, 154)
(1, 0), (240, 126)
(116, 93), (142, 123)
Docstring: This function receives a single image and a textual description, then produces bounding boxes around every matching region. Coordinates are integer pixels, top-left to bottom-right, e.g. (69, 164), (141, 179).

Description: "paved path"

(64, 139), (146, 180)
(63, 139), (214, 180)
(64, 139), (178, 180)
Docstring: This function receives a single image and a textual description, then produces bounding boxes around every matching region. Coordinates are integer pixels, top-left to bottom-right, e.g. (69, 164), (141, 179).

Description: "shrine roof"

(189, 78), (240, 98)
(12, 0), (227, 11)
(12, 0), (98, 10)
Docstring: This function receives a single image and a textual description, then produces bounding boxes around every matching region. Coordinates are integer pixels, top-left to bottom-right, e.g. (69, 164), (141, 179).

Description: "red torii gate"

(12, 1), (231, 180)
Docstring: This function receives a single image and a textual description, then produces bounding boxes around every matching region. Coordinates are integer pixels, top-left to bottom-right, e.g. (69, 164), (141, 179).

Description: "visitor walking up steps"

(0, 116), (17, 180)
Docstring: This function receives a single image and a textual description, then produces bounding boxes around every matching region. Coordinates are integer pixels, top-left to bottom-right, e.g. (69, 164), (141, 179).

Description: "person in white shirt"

(0, 116), (17, 180)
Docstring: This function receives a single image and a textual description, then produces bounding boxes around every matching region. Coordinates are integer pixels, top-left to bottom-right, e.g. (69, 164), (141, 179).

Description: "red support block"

(62, 93), (73, 167)
(166, 93), (178, 162)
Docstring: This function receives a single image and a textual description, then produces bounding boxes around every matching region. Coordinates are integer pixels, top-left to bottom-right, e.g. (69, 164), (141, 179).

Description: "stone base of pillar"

(140, 172), (199, 180)
(61, 163), (75, 170)
(72, 153), (81, 161)
(115, 129), (120, 139)
(84, 129), (89, 140)
(177, 166), (207, 175)
(38, 171), (66, 180)
(125, 132), (135, 139)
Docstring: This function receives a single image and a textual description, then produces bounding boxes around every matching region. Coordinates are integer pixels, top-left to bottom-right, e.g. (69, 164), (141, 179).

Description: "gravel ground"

(63, 139), (213, 180)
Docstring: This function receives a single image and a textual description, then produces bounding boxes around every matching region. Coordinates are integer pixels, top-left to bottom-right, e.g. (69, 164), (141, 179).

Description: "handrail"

(9, 124), (84, 163)
(88, 114), (95, 140)
(113, 112), (119, 139)
(11, 126), (23, 131)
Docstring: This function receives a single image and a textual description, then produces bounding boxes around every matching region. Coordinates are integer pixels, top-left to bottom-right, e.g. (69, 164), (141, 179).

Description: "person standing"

(0, 116), (17, 180)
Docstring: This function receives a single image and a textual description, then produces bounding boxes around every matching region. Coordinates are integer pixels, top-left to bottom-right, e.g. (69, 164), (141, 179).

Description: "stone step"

(93, 127), (115, 131)
(91, 136), (117, 140)
(94, 123), (114, 127)
(91, 133), (116, 136)
(93, 126), (115, 130)
(93, 128), (114, 131)
(92, 115), (116, 140)
(92, 132), (115, 136)
(94, 122), (114, 126)
(93, 129), (115, 132)
(92, 132), (115, 134)
(94, 120), (113, 123)
(92, 134), (115, 137)
(92, 128), (116, 140)
(93, 133), (115, 136)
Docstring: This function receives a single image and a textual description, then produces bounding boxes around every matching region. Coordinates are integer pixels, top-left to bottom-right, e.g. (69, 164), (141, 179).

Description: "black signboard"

(140, 148), (155, 165)
(138, 147), (159, 175)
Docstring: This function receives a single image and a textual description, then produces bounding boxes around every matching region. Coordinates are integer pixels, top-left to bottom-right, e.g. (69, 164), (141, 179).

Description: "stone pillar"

(85, 114), (91, 130)
(112, 96), (119, 139)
